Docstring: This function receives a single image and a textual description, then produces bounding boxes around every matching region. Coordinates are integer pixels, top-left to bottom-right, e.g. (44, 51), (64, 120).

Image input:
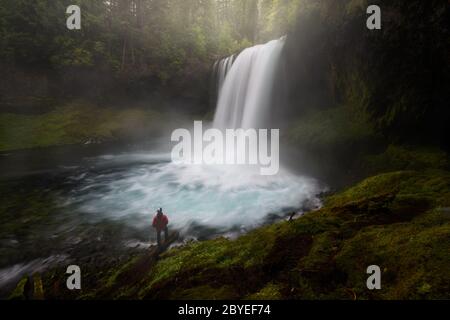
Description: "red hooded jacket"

(152, 214), (169, 231)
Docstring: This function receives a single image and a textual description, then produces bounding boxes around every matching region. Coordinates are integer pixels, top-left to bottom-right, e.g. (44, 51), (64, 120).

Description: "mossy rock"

(8, 276), (28, 300)
(334, 221), (450, 299)
(246, 282), (284, 300)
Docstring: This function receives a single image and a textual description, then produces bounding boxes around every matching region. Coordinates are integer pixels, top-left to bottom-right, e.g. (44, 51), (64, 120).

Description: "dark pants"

(156, 227), (169, 246)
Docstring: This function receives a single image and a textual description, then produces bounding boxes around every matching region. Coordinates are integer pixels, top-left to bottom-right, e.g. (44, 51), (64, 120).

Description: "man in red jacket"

(153, 208), (169, 247)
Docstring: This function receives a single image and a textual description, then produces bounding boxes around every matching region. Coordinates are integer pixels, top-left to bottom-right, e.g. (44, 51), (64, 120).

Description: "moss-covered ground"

(0, 103), (164, 152)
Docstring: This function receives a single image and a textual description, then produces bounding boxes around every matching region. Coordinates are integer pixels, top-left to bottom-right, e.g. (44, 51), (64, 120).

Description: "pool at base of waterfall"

(61, 152), (322, 233)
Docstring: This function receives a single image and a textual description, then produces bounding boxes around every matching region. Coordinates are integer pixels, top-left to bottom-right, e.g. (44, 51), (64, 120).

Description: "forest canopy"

(0, 0), (303, 79)
(1, 0), (447, 146)
(0, 0), (310, 106)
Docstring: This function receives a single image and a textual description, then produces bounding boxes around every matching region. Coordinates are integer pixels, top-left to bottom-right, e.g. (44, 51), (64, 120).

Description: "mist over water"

(62, 153), (321, 234)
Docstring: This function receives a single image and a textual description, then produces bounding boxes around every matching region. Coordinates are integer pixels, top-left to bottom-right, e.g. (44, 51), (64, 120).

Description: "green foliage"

(326, 170), (450, 208)
(0, 0), (299, 79)
(8, 276), (27, 300)
(0, 103), (163, 151)
(288, 105), (378, 151)
(245, 282), (283, 300)
(335, 216), (450, 299)
(0, 0), (310, 105)
(285, 0), (449, 146)
(259, 0), (303, 40)
(363, 145), (450, 174)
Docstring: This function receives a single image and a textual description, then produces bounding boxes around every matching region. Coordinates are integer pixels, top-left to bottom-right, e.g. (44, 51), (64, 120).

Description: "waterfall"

(213, 37), (286, 130)
(213, 55), (235, 92)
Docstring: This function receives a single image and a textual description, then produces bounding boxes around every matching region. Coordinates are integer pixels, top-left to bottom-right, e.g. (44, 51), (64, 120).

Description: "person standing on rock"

(152, 208), (169, 247)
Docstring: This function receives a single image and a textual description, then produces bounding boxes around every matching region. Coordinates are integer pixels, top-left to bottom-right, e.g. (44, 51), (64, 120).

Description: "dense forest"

(1, 0), (448, 148)
(0, 0), (301, 107)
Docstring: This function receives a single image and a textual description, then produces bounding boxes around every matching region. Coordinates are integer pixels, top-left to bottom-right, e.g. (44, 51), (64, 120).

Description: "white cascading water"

(214, 38), (285, 130)
(213, 55), (235, 93)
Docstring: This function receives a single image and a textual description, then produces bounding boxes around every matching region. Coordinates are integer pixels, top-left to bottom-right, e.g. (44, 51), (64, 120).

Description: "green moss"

(104, 255), (143, 288)
(138, 243), (204, 294)
(363, 145), (450, 174)
(8, 276), (28, 300)
(136, 227), (283, 298)
(32, 273), (44, 300)
(246, 282), (283, 300)
(289, 210), (341, 235)
(298, 232), (340, 272)
(326, 170), (450, 208)
(326, 171), (415, 206)
(0, 103), (163, 152)
(335, 220), (450, 299)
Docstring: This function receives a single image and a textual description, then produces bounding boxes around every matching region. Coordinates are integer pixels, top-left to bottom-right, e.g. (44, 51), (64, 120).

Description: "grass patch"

(0, 103), (163, 152)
